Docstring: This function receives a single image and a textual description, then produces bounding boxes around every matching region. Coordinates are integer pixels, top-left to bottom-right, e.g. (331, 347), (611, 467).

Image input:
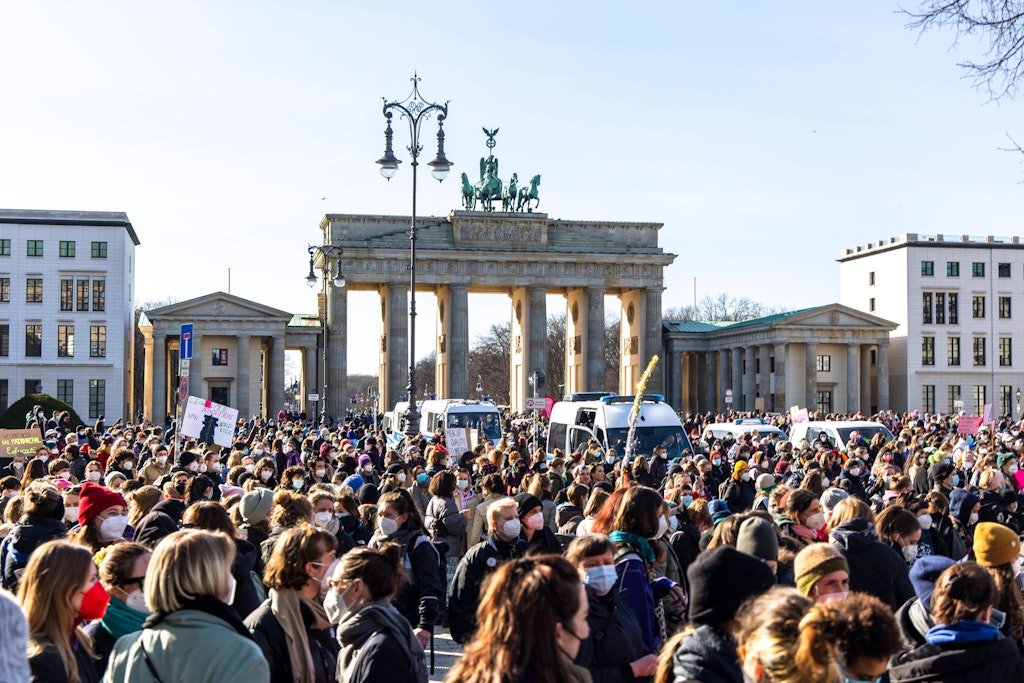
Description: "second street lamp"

(305, 244), (345, 424)
(377, 73), (452, 438)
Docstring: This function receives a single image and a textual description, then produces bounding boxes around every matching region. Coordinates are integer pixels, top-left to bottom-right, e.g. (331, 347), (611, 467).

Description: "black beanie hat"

(177, 450), (198, 469)
(514, 492), (543, 519)
(687, 546), (776, 627)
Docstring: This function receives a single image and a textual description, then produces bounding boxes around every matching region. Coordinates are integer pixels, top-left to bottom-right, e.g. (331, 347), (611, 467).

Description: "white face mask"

(124, 588), (151, 614)
(317, 558), (339, 594)
(123, 461), (133, 470)
(740, 472), (751, 482)
(244, 464), (254, 473)
(902, 544), (919, 562)
(199, 464), (208, 473)
(64, 506), (79, 524)
(502, 518), (522, 539)
(315, 511), (334, 527)
(378, 516), (400, 537)
(397, 472), (407, 483)
(1010, 464), (1019, 475)
(655, 515), (669, 539)
(99, 514), (129, 541)
(292, 479), (304, 490)
(583, 565), (618, 596)
(917, 514), (933, 531)
(156, 456), (168, 465)
(189, 462), (199, 472)
(815, 591), (847, 604)
(969, 512), (979, 525)
(88, 471), (101, 481)
(223, 574), (237, 605)
(821, 476), (830, 487)
(324, 583), (354, 625)
(805, 512), (826, 531)
(525, 512), (545, 531)
(850, 467), (861, 477)
(315, 469), (326, 478)
(260, 470), (273, 481)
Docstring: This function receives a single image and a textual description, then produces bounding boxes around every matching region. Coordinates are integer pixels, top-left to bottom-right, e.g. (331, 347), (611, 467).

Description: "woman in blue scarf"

(889, 561), (1024, 682)
(83, 542), (151, 677)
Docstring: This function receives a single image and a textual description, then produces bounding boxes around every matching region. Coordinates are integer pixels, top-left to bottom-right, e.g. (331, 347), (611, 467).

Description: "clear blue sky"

(2, 1), (1021, 379)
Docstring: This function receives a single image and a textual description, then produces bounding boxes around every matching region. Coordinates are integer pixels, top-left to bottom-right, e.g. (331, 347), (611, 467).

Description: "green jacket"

(103, 609), (269, 683)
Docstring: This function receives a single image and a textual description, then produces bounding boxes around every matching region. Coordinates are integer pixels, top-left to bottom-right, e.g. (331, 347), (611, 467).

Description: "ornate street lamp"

(305, 244), (345, 424)
(377, 73), (452, 437)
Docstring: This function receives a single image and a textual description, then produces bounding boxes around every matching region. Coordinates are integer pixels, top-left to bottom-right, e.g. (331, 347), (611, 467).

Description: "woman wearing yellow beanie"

(972, 521), (1024, 645)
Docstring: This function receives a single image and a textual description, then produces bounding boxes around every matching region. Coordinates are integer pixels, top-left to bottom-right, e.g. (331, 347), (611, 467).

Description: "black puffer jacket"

(671, 624), (743, 683)
(574, 588), (648, 683)
(245, 595), (339, 683)
(830, 517), (914, 611)
(889, 634), (1024, 682)
(368, 527), (443, 633)
(895, 596), (935, 650)
(1, 515), (66, 591)
(231, 538), (262, 620)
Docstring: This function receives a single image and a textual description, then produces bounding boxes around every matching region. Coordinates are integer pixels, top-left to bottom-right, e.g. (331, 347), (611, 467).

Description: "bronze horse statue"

(502, 173), (519, 212)
(460, 173), (476, 210)
(516, 174), (541, 212)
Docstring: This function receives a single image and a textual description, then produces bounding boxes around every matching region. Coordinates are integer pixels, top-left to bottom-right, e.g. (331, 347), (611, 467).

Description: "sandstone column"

(237, 333), (251, 417)
(805, 342), (818, 410)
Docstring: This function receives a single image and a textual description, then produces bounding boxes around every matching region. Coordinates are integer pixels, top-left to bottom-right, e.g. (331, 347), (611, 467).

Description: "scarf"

(100, 596), (147, 641)
(926, 620), (1002, 645)
(144, 594), (254, 640)
(270, 588), (330, 683)
(609, 530), (655, 563)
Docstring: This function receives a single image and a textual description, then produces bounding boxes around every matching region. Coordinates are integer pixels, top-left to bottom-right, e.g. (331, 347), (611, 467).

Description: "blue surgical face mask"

(680, 495), (694, 508)
(951, 474), (960, 486)
(845, 677), (882, 683)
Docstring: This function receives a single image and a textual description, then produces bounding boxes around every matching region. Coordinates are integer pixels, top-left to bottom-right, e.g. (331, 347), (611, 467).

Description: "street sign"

(725, 389), (733, 398)
(525, 397), (544, 410)
(179, 358), (191, 376)
(179, 377), (188, 402)
(180, 323), (194, 360)
(307, 394), (320, 402)
(724, 396), (733, 404)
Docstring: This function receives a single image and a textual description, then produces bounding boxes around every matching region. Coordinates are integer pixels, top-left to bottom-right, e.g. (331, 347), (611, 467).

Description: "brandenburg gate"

(317, 209), (676, 412)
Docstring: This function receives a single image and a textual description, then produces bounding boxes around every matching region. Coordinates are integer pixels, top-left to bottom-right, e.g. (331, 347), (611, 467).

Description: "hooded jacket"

(889, 626), (1024, 682)
(368, 527), (443, 633)
(335, 601), (427, 683)
(1, 515), (66, 591)
(671, 624), (743, 683)
(448, 534), (526, 644)
(574, 588), (647, 683)
(829, 517), (914, 611)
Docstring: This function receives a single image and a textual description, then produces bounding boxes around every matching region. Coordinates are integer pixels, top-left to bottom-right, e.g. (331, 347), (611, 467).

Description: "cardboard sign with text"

(180, 396), (239, 448)
(446, 427), (471, 455)
(0, 429), (44, 460)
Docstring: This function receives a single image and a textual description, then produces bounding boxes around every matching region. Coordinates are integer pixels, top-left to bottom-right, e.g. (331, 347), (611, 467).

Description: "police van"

(546, 393), (691, 461)
(420, 399), (502, 447)
(701, 418), (788, 444)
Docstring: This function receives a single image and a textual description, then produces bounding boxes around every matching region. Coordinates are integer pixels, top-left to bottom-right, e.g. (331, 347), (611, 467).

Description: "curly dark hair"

(814, 591), (901, 665)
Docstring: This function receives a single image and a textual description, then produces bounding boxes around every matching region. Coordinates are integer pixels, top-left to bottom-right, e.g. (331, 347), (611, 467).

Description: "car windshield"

(835, 425), (895, 445)
(446, 412), (501, 440)
(605, 426), (691, 458)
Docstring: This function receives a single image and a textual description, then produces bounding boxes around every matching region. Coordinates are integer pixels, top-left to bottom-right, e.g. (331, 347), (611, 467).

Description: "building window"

(90, 326), (106, 358)
(25, 379), (41, 396)
(59, 241), (75, 258)
(973, 337), (987, 366)
(949, 385), (962, 414)
(0, 277), (8, 303)
(816, 390), (833, 414)
(1000, 337), (1012, 366)
(0, 239), (9, 256)
(92, 279), (105, 312)
(0, 379), (6, 413)
(922, 337), (936, 366)
(921, 261), (934, 276)
(870, 349), (877, 365)
(974, 385), (988, 414)
(998, 262), (1011, 277)
(26, 278), (42, 304)
(948, 293), (959, 324)
(973, 295), (986, 319)
(91, 242), (107, 259)
(868, 297), (876, 312)
(816, 355), (831, 372)
(76, 279), (89, 311)
(947, 261), (959, 277)
(923, 385), (936, 414)
(26, 240), (43, 257)
(922, 292), (933, 324)
(25, 325), (41, 357)
(936, 293), (946, 323)
(57, 325), (74, 357)
(60, 279), (73, 311)
(1001, 385), (1013, 417)
(948, 336), (961, 366)
(88, 380), (105, 420)
(1000, 296), (1012, 319)
(0, 325), (8, 356)
(57, 379), (73, 406)
(212, 348), (229, 366)
(869, 271), (875, 286)
(972, 262), (985, 277)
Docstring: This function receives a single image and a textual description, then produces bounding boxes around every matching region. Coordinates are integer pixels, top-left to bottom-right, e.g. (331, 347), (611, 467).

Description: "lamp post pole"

(306, 244), (345, 427)
(377, 73), (452, 438)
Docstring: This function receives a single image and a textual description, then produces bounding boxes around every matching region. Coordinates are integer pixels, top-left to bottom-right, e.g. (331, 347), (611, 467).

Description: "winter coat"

(895, 596), (935, 650)
(368, 527), (443, 632)
(932, 514), (968, 561)
(521, 526), (561, 555)
(839, 471), (869, 501)
(671, 624), (743, 683)
(103, 606), (268, 683)
(723, 477), (755, 512)
(556, 503), (585, 535)
(829, 518), (914, 611)
(614, 547), (675, 653)
(335, 601), (427, 683)
(230, 538), (262, 620)
(1, 515), (67, 591)
(468, 493), (501, 547)
(29, 637), (99, 683)
(448, 535), (526, 644)
(424, 495), (466, 560)
(889, 629), (1024, 682)
(574, 588), (647, 683)
(245, 597), (338, 683)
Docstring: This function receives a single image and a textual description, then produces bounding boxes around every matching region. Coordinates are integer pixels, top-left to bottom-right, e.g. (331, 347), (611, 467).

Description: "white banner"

(180, 396), (239, 448)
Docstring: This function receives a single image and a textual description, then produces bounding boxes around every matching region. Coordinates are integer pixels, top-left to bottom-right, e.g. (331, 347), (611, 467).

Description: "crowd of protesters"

(1, 402), (1024, 682)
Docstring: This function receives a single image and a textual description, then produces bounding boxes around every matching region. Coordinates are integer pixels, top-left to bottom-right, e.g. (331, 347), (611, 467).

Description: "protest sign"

(180, 396), (239, 448)
(0, 429), (44, 459)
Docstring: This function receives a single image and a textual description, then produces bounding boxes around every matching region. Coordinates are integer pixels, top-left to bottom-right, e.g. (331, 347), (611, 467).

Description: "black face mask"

(175, 483), (186, 496)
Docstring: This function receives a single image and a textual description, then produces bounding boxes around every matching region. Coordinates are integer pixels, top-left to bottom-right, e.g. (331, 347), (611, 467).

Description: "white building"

(0, 210), (139, 422)
(840, 234), (1024, 416)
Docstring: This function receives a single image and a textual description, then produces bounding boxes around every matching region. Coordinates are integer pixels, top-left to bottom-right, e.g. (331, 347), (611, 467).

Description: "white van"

(788, 420), (895, 453)
(701, 418), (788, 444)
(419, 399), (502, 447)
(382, 401), (426, 450)
(547, 394), (692, 460)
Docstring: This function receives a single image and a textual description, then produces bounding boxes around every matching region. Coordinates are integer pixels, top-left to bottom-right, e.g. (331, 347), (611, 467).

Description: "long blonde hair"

(17, 540), (95, 683)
